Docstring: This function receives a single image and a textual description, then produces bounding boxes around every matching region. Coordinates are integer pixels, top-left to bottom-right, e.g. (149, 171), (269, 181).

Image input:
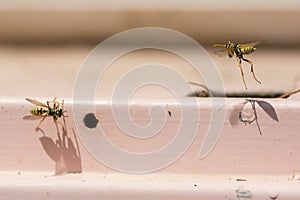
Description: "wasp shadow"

(230, 99), (279, 135)
(38, 118), (82, 175)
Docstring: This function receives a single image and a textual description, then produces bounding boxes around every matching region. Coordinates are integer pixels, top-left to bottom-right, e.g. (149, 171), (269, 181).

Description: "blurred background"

(0, 0), (300, 98)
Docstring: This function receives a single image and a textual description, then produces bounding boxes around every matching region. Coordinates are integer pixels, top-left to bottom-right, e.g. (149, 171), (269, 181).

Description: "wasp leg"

(241, 57), (262, 84)
(61, 99), (68, 117)
(47, 97), (58, 108)
(278, 89), (300, 98)
(35, 116), (47, 131)
(50, 97), (57, 103)
(46, 97), (57, 104)
(63, 111), (68, 118)
(236, 57), (248, 90)
(54, 117), (65, 131)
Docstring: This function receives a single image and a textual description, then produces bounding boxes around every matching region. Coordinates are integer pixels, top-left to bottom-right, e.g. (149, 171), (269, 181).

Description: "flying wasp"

(213, 41), (262, 89)
(23, 97), (67, 131)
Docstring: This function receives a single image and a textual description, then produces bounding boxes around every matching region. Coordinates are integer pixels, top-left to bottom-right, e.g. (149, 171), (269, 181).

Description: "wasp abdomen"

(30, 107), (47, 116)
(240, 46), (256, 54)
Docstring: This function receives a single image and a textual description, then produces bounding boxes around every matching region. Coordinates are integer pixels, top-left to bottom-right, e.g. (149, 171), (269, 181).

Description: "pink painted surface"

(1, 173), (300, 199)
(0, 96), (300, 199)
(1, 97), (300, 175)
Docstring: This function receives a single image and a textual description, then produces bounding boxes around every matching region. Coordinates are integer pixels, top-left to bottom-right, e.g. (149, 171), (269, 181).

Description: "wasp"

(213, 41), (261, 89)
(23, 97), (67, 131)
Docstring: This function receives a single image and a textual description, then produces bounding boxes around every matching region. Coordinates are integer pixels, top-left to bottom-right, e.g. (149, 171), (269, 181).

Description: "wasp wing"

(239, 41), (261, 48)
(25, 98), (48, 107)
(213, 49), (229, 57)
(212, 43), (229, 57)
(23, 115), (42, 120)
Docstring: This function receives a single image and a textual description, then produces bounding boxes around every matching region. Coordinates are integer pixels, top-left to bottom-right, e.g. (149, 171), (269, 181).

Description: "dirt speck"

(236, 178), (247, 182)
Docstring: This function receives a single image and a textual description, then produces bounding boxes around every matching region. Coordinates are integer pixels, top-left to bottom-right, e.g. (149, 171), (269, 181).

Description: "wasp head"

(56, 109), (64, 117)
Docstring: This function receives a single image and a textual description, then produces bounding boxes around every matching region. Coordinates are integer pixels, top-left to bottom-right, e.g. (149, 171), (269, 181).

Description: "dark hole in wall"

(83, 113), (99, 129)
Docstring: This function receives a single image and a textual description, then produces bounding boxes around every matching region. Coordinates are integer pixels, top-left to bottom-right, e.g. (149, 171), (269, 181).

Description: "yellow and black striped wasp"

(213, 41), (261, 89)
(23, 97), (67, 131)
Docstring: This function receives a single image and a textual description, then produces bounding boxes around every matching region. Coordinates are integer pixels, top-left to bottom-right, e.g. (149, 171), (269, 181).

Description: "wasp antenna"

(62, 99), (64, 110)
(213, 44), (226, 47)
(25, 97), (32, 102)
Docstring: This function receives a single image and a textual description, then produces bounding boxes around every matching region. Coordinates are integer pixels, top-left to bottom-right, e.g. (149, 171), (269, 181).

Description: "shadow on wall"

(38, 118), (82, 175)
